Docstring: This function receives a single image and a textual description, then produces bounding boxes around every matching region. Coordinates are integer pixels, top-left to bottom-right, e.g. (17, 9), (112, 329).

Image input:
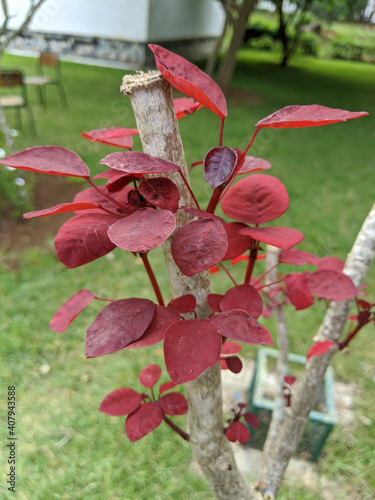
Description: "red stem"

(338, 318), (372, 349)
(244, 241), (259, 284)
(219, 262), (237, 286)
(86, 178), (132, 215)
(162, 415), (190, 441)
(219, 118), (225, 147)
(178, 171), (200, 209)
(206, 185), (224, 214)
(139, 253), (165, 306)
(252, 263), (279, 288)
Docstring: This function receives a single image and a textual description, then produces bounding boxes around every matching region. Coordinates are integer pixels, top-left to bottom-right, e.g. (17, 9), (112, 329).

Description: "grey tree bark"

(121, 71), (260, 500)
(259, 202), (375, 498)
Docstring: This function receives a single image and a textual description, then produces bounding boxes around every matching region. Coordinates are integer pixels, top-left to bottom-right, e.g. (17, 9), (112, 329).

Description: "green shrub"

(331, 40), (364, 61)
(297, 33), (319, 56)
(0, 163), (33, 219)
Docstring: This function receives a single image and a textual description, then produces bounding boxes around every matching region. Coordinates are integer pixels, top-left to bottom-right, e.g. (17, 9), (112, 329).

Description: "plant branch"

(139, 253), (165, 306)
(162, 415), (190, 441)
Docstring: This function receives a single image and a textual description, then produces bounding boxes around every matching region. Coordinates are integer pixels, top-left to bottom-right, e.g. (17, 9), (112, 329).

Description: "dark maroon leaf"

(138, 177), (180, 213)
(125, 402), (163, 442)
(237, 156), (271, 175)
(225, 356), (243, 374)
(221, 340), (242, 355)
(306, 341), (335, 360)
(279, 249), (320, 266)
(243, 412), (259, 430)
(207, 293), (224, 313)
(173, 97), (200, 119)
(1, 146), (90, 178)
(171, 219), (228, 276)
(239, 226), (304, 250)
(222, 174), (289, 225)
(106, 174), (135, 193)
(158, 392), (188, 415)
(180, 206), (225, 223)
(317, 256), (345, 272)
(220, 284), (263, 319)
(99, 387), (142, 416)
(108, 208), (176, 253)
(50, 289), (96, 333)
(222, 222), (253, 261)
(203, 147), (238, 189)
(283, 272), (315, 310)
(85, 298), (155, 358)
(55, 214), (119, 268)
(100, 151), (180, 174)
(164, 319), (222, 384)
(159, 381), (176, 395)
(256, 105), (368, 129)
(149, 44), (227, 119)
(139, 364), (162, 388)
(24, 202), (105, 219)
(124, 306), (180, 350)
(307, 270), (357, 301)
(211, 310), (274, 345)
(225, 421), (250, 444)
(167, 294), (196, 314)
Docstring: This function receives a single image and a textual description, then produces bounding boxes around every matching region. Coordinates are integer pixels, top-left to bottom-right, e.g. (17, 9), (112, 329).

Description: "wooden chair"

(0, 69), (37, 136)
(25, 52), (67, 108)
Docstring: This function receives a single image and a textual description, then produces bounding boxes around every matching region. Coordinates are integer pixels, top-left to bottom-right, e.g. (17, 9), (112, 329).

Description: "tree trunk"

(216, 0), (257, 94)
(259, 202), (375, 498)
(121, 71), (259, 500)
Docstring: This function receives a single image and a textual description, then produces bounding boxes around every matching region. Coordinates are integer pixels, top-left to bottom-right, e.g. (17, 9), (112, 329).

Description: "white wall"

(2, 0), (224, 41)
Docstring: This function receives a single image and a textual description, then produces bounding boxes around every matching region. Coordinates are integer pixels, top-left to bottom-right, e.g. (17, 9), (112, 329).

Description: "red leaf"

(171, 219), (228, 276)
(256, 105), (368, 129)
(306, 341), (335, 360)
(211, 310), (274, 345)
(100, 151), (180, 174)
(149, 44), (227, 119)
(167, 294), (196, 314)
(243, 412), (259, 430)
(1, 146), (90, 178)
(85, 298), (155, 358)
(73, 185), (129, 214)
(203, 147), (238, 189)
(239, 226), (304, 250)
(225, 355), (243, 374)
(220, 284), (263, 319)
(222, 174), (289, 225)
(124, 305), (180, 349)
(222, 222), (253, 261)
(317, 256), (345, 273)
(159, 381), (176, 395)
(24, 202), (105, 219)
(283, 272), (315, 310)
(180, 206), (225, 223)
(99, 387), (142, 416)
(164, 319), (221, 384)
(221, 340), (242, 355)
(210, 265), (220, 274)
(231, 255), (249, 265)
(237, 156), (272, 175)
(54, 214), (119, 268)
(82, 127), (137, 149)
(279, 249), (320, 266)
(207, 293), (224, 313)
(50, 289), (96, 333)
(158, 392), (188, 415)
(307, 270), (357, 301)
(125, 402), (163, 442)
(173, 97), (200, 119)
(108, 208), (176, 253)
(139, 364), (162, 388)
(225, 421), (250, 444)
(138, 177), (180, 213)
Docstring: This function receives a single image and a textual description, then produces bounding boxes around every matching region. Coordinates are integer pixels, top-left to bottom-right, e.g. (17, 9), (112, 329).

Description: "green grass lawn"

(1, 49), (374, 499)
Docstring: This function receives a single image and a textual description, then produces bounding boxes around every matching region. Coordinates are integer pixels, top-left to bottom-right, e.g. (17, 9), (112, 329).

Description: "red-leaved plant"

(1, 44), (371, 453)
